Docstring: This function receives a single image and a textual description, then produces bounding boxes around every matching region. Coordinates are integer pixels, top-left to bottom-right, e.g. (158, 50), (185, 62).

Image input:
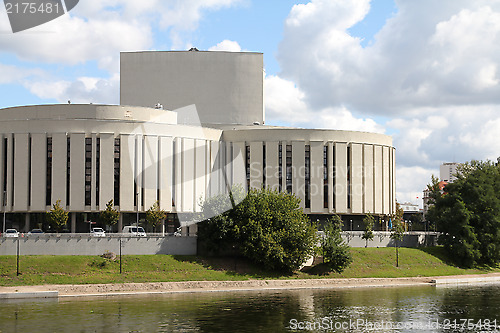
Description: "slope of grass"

(0, 247), (497, 287)
(313, 247), (497, 278)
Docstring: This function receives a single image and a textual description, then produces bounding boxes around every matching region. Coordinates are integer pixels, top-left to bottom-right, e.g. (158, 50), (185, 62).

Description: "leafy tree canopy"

(198, 187), (318, 273)
(46, 199), (68, 232)
(426, 159), (500, 267)
(99, 200), (120, 226)
(321, 214), (353, 272)
(146, 200), (167, 229)
(362, 213), (375, 247)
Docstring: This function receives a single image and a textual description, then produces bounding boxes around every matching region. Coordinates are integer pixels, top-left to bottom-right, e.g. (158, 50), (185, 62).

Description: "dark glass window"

(262, 144), (266, 188)
(278, 143), (282, 192)
(305, 145), (310, 209)
(245, 145), (250, 190)
(323, 145), (328, 209)
(114, 138), (120, 206)
(286, 144), (292, 193)
(85, 138), (92, 206)
(66, 137), (70, 205)
(96, 138), (100, 205)
(347, 145), (351, 210)
(46, 137), (52, 206)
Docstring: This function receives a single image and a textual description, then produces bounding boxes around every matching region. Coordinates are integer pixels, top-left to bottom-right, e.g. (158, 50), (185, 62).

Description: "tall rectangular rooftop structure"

(120, 50), (264, 126)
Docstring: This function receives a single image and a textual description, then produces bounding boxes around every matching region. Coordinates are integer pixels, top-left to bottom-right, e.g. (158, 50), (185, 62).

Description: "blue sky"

(2, 0), (500, 206)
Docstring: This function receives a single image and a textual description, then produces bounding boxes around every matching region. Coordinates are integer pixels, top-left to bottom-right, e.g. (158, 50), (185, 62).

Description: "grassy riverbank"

(0, 247), (497, 287)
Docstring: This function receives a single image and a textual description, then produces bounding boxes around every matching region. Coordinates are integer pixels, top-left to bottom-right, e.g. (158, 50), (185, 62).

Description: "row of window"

(244, 143), (336, 210)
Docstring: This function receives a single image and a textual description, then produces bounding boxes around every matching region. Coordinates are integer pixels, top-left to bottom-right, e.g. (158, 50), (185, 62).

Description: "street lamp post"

(350, 219), (353, 231)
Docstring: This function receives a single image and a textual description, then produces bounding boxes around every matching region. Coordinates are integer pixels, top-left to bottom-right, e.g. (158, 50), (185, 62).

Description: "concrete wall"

(120, 51), (264, 126)
(340, 231), (439, 248)
(0, 236), (197, 255)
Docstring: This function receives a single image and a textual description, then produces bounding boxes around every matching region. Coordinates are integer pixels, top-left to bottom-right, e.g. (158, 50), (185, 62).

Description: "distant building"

(440, 162), (459, 183)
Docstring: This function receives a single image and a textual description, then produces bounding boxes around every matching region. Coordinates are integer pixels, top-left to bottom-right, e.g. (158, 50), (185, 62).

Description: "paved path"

(1, 273), (500, 299)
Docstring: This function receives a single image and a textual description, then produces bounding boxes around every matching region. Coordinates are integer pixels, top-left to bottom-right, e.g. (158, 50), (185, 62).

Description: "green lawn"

(0, 247), (497, 287)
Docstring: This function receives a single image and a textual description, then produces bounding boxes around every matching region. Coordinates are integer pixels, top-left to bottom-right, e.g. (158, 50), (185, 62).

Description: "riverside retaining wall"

(0, 235), (197, 256)
(0, 232), (438, 256)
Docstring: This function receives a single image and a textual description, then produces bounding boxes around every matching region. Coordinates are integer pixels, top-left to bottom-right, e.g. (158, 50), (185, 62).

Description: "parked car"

(4, 229), (19, 238)
(28, 229), (44, 234)
(122, 226), (147, 237)
(90, 227), (106, 237)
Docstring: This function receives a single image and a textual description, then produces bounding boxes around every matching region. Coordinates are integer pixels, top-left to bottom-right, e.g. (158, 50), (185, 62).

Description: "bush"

(321, 215), (352, 273)
(198, 187), (318, 273)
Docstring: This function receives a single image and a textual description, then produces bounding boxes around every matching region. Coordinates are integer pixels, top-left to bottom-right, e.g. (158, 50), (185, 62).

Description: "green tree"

(426, 159), (500, 267)
(146, 200), (167, 231)
(321, 214), (353, 272)
(46, 200), (68, 232)
(361, 213), (375, 248)
(197, 186), (246, 255)
(99, 200), (120, 227)
(198, 187), (318, 272)
(390, 217), (405, 267)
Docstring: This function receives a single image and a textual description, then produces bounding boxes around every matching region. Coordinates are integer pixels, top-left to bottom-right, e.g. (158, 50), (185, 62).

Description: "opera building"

(0, 50), (396, 233)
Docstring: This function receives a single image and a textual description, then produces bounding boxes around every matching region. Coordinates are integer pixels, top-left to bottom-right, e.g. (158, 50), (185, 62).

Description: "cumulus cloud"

(208, 40), (242, 52)
(265, 75), (384, 133)
(0, 0), (242, 104)
(277, 0), (500, 114)
(0, 63), (45, 84)
(25, 74), (120, 105)
(271, 0), (500, 206)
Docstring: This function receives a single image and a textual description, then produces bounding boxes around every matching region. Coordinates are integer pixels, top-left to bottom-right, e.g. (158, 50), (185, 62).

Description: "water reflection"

(0, 284), (499, 332)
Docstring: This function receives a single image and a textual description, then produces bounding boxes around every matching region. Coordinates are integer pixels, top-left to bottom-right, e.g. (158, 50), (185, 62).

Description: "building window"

(286, 144), (292, 193)
(324, 145), (328, 209)
(347, 145), (351, 210)
(262, 144), (266, 188)
(305, 145), (310, 209)
(46, 137), (52, 206)
(66, 137), (70, 205)
(245, 145), (250, 190)
(11, 137), (14, 205)
(114, 138), (120, 206)
(332, 144), (336, 210)
(96, 137), (100, 205)
(171, 139), (175, 207)
(28, 136), (32, 207)
(85, 138), (92, 206)
(278, 143), (282, 192)
(2, 138), (7, 204)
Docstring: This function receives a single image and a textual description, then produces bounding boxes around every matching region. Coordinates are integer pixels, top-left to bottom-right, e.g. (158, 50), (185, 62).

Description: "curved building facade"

(0, 50), (396, 233)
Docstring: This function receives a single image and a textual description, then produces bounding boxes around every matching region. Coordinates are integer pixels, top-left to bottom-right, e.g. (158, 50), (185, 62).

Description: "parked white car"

(122, 226), (146, 237)
(4, 229), (19, 238)
(91, 227), (106, 237)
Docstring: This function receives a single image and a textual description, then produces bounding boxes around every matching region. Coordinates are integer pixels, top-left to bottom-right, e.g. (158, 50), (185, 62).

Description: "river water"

(1, 284), (499, 332)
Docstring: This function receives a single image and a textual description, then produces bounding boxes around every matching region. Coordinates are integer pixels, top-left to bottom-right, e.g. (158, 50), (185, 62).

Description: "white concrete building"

(0, 50), (396, 233)
(440, 162), (459, 183)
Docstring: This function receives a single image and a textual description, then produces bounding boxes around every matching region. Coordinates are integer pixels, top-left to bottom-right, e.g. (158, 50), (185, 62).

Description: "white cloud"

(271, 0), (500, 205)
(277, 0), (500, 114)
(265, 75), (384, 133)
(0, 63), (45, 84)
(25, 74), (120, 105)
(396, 165), (437, 208)
(208, 40), (242, 52)
(0, 0), (242, 105)
(0, 0), (242, 70)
